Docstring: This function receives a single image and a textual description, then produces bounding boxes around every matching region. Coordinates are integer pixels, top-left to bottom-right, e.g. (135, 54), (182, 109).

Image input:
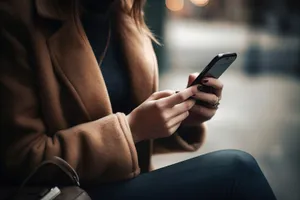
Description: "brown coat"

(0, 0), (206, 185)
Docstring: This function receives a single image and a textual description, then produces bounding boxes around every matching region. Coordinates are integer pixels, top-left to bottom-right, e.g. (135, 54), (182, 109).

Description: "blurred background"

(145, 1), (300, 200)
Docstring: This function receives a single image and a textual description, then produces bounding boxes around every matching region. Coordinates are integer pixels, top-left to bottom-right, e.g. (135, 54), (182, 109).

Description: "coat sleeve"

(0, 11), (139, 185)
(153, 124), (207, 154)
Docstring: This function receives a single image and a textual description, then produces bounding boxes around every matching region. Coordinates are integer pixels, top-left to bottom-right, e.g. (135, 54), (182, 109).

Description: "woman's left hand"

(182, 73), (223, 126)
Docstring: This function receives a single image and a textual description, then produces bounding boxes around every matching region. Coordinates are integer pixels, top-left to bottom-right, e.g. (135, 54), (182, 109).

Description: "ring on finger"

(212, 97), (221, 109)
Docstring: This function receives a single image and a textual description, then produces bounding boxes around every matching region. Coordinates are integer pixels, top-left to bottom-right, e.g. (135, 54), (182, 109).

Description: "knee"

(214, 150), (261, 174)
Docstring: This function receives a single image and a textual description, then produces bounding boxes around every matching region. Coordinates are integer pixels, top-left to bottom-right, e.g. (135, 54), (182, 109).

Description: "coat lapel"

(37, 0), (112, 121)
(48, 20), (113, 121)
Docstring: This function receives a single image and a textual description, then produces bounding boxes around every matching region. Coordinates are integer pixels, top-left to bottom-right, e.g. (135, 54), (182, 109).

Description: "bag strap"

(19, 157), (80, 191)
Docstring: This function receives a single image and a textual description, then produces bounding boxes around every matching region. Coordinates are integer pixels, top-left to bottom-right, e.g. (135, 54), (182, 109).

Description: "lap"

(86, 150), (275, 200)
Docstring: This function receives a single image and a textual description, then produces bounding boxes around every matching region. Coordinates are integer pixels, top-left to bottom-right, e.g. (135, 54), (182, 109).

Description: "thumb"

(187, 73), (199, 87)
(147, 90), (176, 101)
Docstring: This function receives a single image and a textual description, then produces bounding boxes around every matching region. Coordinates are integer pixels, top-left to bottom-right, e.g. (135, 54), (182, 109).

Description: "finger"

(162, 85), (198, 106)
(167, 111), (189, 128)
(169, 122), (182, 134)
(164, 99), (195, 119)
(201, 78), (223, 98)
(187, 73), (199, 87)
(169, 99), (195, 118)
(168, 122), (182, 136)
(190, 105), (217, 119)
(193, 92), (219, 106)
(147, 90), (175, 101)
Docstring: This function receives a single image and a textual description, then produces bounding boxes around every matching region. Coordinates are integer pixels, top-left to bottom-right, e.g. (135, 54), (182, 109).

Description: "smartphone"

(189, 52), (237, 106)
(189, 52), (237, 87)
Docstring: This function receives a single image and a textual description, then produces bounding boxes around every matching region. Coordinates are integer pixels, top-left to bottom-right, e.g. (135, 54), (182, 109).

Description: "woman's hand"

(182, 73), (224, 126)
(127, 86), (198, 143)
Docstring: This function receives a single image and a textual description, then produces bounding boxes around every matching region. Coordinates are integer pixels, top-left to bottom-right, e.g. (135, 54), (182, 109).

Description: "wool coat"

(0, 0), (206, 185)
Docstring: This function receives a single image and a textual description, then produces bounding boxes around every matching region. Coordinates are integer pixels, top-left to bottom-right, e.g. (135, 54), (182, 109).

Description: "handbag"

(1, 157), (91, 200)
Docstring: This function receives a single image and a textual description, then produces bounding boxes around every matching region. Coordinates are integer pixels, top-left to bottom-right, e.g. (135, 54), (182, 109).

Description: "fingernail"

(202, 79), (209, 84)
(197, 85), (203, 92)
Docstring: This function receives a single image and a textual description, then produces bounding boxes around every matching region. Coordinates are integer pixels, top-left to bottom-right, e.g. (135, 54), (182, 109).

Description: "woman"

(0, 0), (276, 199)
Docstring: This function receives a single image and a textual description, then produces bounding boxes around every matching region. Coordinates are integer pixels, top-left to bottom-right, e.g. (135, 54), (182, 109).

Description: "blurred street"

(152, 18), (300, 200)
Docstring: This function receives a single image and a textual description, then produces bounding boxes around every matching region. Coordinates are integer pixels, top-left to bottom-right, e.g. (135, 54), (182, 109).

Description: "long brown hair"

(80, 0), (158, 43)
(122, 0), (159, 44)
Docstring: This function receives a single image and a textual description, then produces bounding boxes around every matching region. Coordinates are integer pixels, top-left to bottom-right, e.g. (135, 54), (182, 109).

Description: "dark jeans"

(87, 150), (276, 200)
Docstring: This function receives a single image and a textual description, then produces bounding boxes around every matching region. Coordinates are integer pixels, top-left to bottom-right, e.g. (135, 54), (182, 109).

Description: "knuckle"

(153, 101), (159, 109)
(150, 92), (159, 99)
(164, 90), (175, 96)
(178, 94), (186, 102)
(207, 94), (216, 105)
(160, 112), (169, 122)
(152, 91), (159, 96)
(154, 101), (163, 109)
(220, 83), (224, 89)
(212, 95), (218, 104)
(183, 102), (190, 110)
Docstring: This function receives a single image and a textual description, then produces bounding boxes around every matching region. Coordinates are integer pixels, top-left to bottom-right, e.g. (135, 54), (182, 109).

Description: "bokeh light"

(190, 0), (210, 7)
(166, 0), (184, 12)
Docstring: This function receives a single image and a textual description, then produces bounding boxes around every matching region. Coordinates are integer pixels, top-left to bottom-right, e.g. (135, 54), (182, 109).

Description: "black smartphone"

(189, 52), (237, 107)
(189, 52), (237, 88)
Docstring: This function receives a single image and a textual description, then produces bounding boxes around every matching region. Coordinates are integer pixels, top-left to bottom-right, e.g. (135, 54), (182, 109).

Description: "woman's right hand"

(127, 86), (198, 143)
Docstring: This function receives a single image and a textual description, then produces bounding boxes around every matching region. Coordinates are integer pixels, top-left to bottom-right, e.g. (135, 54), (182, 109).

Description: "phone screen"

(205, 56), (236, 78)
(190, 53), (237, 87)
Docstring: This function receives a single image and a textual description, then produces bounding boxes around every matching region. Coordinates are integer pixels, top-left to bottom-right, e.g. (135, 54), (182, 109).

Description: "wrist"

(126, 114), (140, 143)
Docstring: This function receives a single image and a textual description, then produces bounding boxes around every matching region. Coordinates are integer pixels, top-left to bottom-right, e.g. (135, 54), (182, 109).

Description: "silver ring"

(212, 97), (220, 109)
